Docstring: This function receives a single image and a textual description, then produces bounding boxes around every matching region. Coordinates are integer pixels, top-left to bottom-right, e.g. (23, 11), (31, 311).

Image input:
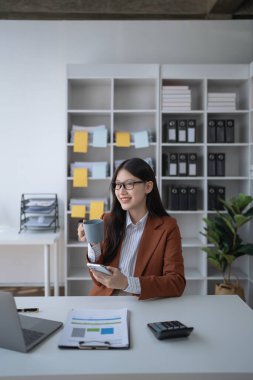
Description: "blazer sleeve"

(138, 218), (186, 300)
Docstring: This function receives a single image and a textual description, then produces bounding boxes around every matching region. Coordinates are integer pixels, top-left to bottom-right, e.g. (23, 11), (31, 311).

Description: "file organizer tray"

(19, 193), (59, 233)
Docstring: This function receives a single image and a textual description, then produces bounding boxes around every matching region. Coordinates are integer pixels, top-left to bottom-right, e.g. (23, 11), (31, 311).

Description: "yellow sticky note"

(71, 205), (86, 218)
(74, 131), (88, 153)
(115, 131), (131, 147)
(90, 201), (104, 220)
(73, 168), (88, 187)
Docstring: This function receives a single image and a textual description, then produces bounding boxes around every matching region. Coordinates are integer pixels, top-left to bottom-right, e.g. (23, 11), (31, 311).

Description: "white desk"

(0, 229), (60, 296)
(0, 295), (253, 379)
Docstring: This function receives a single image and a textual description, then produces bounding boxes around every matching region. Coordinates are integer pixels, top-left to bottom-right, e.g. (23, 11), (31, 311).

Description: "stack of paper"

(162, 85), (191, 111)
(114, 130), (153, 148)
(70, 125), (108, 153)
(70, 198), (109, 208)
(71, 125), (108, 147)
(207, 92), (236, 111)
(23, 216), (55, 228)
(25, 199), (55, 214)
(70, 198), (109, 219)
(70, 162), (109, 179)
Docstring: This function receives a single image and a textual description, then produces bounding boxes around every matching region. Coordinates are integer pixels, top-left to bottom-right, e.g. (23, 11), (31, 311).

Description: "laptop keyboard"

(22, 328), (44, 346)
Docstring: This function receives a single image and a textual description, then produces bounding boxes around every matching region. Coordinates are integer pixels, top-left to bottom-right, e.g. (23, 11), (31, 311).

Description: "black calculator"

(147, 320), (193, 340)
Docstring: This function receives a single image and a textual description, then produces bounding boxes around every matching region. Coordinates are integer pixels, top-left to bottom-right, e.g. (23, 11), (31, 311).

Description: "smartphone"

(87, 263), (112, 276)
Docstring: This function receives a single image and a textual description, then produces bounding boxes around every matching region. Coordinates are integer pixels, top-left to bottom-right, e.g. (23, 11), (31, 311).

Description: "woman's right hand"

(77, 222), (86, 242)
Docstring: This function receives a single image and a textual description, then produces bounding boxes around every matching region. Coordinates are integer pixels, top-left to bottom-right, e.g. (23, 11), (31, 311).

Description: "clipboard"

(58, 308), (129, 350)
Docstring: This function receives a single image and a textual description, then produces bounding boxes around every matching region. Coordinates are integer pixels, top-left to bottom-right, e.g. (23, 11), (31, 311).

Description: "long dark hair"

(103, 157), (169, 264)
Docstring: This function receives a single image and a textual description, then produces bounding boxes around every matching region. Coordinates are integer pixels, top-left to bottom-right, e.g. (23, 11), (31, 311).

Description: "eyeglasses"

(111, 180), (144, 190)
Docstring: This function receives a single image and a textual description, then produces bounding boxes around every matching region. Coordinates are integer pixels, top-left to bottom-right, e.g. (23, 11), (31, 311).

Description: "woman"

(78, 157), (185, 300)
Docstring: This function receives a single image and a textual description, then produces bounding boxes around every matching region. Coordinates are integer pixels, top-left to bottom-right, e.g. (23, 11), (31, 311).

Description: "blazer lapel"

(134, 216), (164, 277)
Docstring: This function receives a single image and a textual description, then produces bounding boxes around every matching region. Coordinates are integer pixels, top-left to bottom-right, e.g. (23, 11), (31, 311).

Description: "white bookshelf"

(161, 64), (252, 304)
(248, 62), (253, 308)
(65, 63), (253, 305)
(65, 64), (160, 296)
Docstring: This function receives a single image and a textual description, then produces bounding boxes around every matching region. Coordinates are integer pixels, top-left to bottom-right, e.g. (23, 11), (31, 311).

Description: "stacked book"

(162, 85), (191, 111)
(208, 92), (236, 111)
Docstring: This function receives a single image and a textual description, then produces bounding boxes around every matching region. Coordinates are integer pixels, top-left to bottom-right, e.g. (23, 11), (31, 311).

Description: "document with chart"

(58, 308), (129, 349)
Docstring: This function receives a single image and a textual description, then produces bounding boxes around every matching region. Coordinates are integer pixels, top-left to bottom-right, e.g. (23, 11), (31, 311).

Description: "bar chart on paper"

(58, 308), (129, 348)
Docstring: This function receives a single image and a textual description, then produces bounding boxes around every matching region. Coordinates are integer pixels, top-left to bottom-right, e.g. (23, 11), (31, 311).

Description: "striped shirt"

(87, 212), (149, 295)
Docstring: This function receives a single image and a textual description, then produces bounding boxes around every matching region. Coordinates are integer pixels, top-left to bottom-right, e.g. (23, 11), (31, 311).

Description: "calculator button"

(162, 322), (173, 329)
(156, 323), (165, 331)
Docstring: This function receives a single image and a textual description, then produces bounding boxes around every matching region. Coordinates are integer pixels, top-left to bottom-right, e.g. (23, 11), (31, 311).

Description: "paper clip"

(78, 340), (111, 350)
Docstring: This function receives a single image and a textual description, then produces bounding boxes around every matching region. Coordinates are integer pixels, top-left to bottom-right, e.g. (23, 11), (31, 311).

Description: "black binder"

(208, 120), (216, 143)
(168, 153), (178, 176)
(169, 186), (179, 210)
(225, 119), (235, 143)
(188, 153), (197, 176)
(216, 186), (226, 210)
(162, 153), (168, 176)
(216, 120), (225, 143)
(208, 186), (216, 210)
(178, 120), (187, 143)
(162, 122), (167, 143)
(187, 119), (196, 143)
(208, 153), (216, 176)
(179, 187), (188, 210)
(178, 153), (188, 176)
(188, 186), (198, 210)
(216, 153), (225, 176)
(167, 120), (177, 142)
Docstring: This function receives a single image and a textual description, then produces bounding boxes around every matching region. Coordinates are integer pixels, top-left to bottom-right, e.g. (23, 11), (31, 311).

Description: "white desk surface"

(0, 228), (60, 245)
(0, 295), (253, 380)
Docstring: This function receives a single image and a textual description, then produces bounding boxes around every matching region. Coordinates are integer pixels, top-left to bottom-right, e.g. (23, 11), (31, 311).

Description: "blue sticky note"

(133, 131), (149, 148)
(92, 163), (107, 179)
(93, 129), (107, 148)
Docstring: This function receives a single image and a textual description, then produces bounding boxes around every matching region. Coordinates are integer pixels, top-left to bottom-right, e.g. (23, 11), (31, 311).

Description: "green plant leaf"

(223, 254), (236, 265)
(244, 206), (253, 218)
(208, 257), (223, 273)
(236, 244), (253, 256)
(235, 194), (253, 212)
(223, 193), (253, 215)
(240, 193), (253, 206)
(220, 199), (236, 216)
(234, 214), (250, 229)
(221, 242), (230, 254)
(201, 193), (253, 276)
(234, 214), (253, 228)
(218, 214), (235, 235)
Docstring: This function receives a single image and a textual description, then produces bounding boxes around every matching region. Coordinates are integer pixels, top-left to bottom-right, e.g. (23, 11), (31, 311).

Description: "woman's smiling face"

(114, 169), (153, 218)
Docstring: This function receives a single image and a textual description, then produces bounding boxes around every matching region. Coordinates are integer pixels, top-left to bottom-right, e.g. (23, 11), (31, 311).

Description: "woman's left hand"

(90, 267), (128, 290)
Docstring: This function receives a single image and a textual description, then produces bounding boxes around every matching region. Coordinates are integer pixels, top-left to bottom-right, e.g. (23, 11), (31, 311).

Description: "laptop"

(0, 291), (63, 353)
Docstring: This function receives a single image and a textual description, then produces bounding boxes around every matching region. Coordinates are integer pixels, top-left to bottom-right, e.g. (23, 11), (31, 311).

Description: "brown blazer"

(88, 213), (186, 300)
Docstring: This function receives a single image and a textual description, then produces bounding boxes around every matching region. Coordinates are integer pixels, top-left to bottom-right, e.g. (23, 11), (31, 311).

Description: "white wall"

(0, 20), (253, 285)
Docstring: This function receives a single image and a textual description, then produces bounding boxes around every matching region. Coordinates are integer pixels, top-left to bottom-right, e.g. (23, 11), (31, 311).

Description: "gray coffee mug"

(83, 219), (104, 244)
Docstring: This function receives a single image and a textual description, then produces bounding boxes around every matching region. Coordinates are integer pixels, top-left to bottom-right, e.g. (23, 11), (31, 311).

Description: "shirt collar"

(126, 211), (149, 228)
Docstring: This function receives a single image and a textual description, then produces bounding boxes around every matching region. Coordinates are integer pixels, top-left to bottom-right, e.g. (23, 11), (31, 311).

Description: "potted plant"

(201, 193), (253, 300)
